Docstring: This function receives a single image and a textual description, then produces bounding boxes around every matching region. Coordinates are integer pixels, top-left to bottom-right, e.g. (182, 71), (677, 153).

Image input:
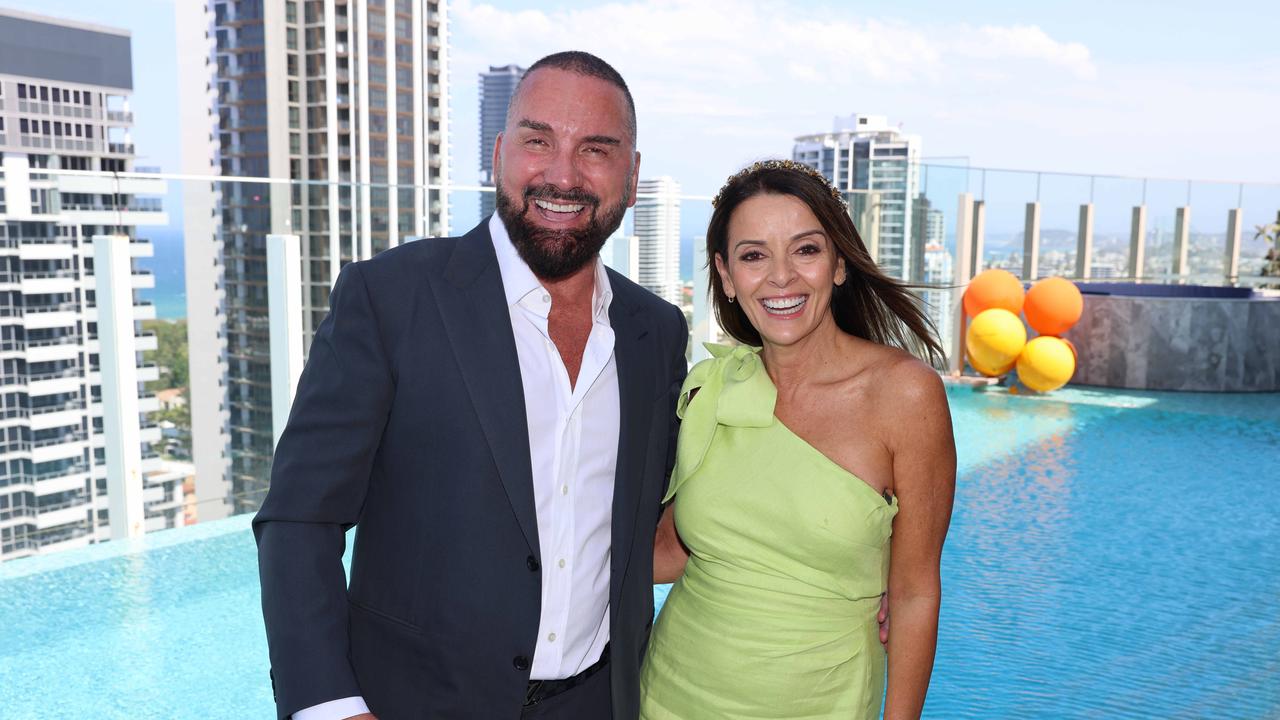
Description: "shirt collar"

(489, 213), (614, 321)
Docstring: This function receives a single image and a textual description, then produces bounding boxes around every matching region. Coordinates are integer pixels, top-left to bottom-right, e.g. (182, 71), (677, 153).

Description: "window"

(40, 86), (48, 101)
(19, 119), (28, 133)
(17, 84), (25, 99)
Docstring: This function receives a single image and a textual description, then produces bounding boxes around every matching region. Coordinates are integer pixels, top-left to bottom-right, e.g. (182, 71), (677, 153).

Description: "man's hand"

(345, 714), (377, 720)
(878, 592), (890, 646)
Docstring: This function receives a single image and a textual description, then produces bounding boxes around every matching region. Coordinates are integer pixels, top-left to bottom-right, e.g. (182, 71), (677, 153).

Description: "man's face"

(494, 68), (640, 280)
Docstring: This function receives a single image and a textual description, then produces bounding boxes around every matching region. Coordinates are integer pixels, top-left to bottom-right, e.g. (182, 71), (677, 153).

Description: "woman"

(640, 160), (956, 719)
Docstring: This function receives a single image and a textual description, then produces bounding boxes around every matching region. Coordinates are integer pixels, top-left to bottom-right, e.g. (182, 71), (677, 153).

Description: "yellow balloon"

(965, 308), (1026, 377)
(1016, 336), (1076, 392)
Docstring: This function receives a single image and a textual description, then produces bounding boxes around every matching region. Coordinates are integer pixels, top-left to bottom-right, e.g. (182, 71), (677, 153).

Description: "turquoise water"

(1, 387), (1277, 718)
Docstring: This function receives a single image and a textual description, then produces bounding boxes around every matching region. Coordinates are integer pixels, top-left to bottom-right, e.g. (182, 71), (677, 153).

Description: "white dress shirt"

(296, 215), (619, 718)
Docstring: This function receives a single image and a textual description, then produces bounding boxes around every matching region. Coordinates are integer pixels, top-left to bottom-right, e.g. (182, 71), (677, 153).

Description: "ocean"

(137, 227), (186, 320)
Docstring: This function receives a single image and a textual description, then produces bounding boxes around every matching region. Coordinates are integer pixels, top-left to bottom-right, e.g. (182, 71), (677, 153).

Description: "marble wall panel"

(1064, 295), (1280, 392)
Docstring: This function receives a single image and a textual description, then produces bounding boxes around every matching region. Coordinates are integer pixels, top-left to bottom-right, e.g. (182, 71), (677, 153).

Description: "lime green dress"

(640, 344), (898, 720)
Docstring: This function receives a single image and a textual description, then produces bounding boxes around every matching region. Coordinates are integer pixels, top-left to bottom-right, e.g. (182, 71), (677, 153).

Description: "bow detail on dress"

(664, 344), (777, 502)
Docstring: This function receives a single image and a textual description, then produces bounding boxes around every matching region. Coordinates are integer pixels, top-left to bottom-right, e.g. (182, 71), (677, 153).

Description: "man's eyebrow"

(516, 119), (552, 132)
(582, 134), (622, 146)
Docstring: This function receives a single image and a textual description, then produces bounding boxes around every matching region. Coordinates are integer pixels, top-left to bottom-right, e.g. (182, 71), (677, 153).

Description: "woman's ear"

(834, 256), (847, 287)
(714, 252), (736, 300)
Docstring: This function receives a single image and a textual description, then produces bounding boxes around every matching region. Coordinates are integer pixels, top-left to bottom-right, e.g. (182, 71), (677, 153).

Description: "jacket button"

(526, 556), (540, 572)
(513, 655), (530, 671)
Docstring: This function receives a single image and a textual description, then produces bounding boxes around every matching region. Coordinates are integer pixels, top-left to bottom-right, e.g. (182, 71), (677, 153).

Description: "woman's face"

(715, 192), (846, 349)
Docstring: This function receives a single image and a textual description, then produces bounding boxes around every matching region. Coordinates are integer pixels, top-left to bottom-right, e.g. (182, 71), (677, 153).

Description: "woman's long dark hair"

(707, 161), (945, 366)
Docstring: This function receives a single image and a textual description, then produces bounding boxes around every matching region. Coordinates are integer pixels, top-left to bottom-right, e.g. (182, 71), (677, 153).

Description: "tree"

(142, 319), (189, 391)
(1256, 211), (1280, 290)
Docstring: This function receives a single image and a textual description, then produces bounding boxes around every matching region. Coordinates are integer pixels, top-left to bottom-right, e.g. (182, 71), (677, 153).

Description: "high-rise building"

(0, 10), (179, 559)
(179, 0), (451, 516)
(478, 64), (524, 219)
(922, 239), (953, 351)
(793, 114), (921, 280)
(634, 177), (681, 305)
(601, 228), (639, 283)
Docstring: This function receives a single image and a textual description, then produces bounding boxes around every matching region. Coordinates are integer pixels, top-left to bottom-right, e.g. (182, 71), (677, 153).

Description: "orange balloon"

(963, 269), (1025, 318)
(1024, 277), (1083, 336)
(1061, 338), (1078, 363)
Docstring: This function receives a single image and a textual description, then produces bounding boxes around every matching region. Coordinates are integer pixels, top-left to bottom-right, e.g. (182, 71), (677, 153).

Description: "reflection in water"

(933, 389), (1280, 718)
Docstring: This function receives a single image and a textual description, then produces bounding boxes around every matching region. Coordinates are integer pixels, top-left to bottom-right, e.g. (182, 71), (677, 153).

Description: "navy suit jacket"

(254, 219), (688, 719)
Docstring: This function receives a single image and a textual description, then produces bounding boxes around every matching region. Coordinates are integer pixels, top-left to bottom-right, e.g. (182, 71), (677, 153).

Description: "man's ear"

(492, 132), (504, 181)
(627, 151), (642, 209)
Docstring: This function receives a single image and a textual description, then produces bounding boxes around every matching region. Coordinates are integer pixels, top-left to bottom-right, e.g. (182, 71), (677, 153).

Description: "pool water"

(2, 386), (1277, 718)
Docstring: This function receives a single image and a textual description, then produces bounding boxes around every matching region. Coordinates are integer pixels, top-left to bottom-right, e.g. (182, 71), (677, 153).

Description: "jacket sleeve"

(662, 304), (690, 499)
(253, 261), (395, 719)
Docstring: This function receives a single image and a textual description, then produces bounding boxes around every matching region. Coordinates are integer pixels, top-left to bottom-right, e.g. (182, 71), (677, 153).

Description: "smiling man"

(255, 52), (689, 720)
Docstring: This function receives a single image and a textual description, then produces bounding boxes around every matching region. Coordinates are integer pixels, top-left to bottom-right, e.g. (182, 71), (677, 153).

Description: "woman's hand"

(653, 503), (690, 583)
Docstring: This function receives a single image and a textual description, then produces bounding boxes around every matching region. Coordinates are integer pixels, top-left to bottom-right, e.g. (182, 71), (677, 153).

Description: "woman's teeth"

(761, 296), (807, 314)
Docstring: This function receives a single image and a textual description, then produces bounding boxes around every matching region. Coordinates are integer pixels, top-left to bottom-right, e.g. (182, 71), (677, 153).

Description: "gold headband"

(712, 158), (848, 210)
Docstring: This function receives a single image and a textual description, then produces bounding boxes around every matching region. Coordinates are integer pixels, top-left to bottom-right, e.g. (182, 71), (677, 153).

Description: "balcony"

(26, 369), (83, 398)
(132, 270), (156, 290)
(19, 272), (78, 298)
(33, 503), (90, 530)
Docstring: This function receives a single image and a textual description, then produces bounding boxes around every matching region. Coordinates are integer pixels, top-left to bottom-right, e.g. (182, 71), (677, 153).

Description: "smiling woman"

(643, 159), (957, 720)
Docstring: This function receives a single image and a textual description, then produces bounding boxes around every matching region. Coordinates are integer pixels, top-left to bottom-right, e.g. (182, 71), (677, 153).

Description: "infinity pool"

(2, 386), (1277, 718)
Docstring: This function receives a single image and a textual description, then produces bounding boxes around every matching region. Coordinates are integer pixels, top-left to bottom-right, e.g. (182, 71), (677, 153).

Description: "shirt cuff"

(292, 696), (370, 720)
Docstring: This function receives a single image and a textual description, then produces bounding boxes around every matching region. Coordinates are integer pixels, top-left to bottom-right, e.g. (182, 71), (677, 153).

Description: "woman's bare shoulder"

(854, 344), (949, 427)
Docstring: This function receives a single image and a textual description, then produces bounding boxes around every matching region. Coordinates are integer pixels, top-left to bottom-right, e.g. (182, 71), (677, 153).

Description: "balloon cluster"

(962, 270), (1083, 392)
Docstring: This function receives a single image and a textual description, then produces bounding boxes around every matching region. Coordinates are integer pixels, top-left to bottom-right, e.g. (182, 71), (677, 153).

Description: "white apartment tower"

(0, 10), (179, 559)
(793, 114), (921, 281)
(634, 177), (681, 305)
(178, 0), (451, 516)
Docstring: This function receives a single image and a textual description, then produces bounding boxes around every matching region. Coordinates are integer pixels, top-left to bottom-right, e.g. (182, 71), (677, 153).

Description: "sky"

(3, 0), (1278, 211)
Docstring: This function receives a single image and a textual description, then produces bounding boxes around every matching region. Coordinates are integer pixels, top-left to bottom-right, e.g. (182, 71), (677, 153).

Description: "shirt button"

(547, 633), (557, 642)
(558, 558), (566, 569)
(561, 485), (568, 495)
(526, 556), (540, 572)
(542, 294), (550, 304)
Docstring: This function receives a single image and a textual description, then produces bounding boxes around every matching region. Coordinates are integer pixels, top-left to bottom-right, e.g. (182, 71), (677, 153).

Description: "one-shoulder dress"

(639, 344), (898, 719)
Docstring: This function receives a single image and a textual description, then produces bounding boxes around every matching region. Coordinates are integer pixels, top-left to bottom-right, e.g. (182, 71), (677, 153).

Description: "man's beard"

(495, 180), (628, 280)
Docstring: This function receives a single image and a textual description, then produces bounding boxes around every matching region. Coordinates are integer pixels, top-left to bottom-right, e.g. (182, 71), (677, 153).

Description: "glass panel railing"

(2, 166), (1278, 560)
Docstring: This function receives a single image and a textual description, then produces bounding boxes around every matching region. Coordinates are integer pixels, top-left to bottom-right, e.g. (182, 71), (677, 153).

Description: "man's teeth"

(762, 296), (806, 311)
(534, 199), (586, 213)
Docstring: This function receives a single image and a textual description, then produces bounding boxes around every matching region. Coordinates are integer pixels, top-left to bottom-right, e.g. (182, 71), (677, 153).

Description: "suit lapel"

(609, 277), (658, 607)
(432, 223), (539, 558)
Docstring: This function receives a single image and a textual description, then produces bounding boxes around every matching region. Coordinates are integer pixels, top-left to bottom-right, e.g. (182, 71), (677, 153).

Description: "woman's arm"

(882, 360), (956, 720)
(654, 503), (691, 583)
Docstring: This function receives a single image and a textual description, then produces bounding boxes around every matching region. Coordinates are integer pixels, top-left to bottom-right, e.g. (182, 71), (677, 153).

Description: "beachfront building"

(793, 114), (922, 281)
(478, 63), (524, 219)
(635, 176), (682, 305)
(0, 10), (176, 559)
(177, 0), (451, 516)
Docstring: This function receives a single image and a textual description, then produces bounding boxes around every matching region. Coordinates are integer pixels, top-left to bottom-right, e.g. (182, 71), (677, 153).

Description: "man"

(255, 51), (688, 719)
